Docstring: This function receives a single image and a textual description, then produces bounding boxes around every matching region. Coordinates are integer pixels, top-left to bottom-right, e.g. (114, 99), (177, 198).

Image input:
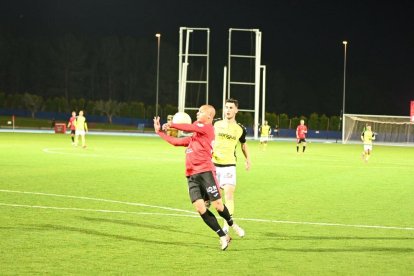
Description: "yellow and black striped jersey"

(259, 125), (271, 137)
(75, 116), (88, 131)
(361, 129), (375, 144)
(213, 119), (247, 166)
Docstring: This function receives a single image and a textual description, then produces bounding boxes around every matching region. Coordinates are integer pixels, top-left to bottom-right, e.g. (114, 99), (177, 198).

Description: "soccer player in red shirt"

(296, 119), (308, 153)
(153, 105), (245, 250)
(67, 111), (77, 145)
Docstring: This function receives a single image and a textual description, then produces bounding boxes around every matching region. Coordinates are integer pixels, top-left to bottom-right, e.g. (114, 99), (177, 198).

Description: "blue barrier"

(245, 127), (341, 140)
(0, 109), (152, 128)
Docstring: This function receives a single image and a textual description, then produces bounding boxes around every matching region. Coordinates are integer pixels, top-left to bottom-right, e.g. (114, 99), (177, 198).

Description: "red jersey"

(158, 122), (215, 176)
(68, 116), (76, 130)
(296, 124), (307, 139)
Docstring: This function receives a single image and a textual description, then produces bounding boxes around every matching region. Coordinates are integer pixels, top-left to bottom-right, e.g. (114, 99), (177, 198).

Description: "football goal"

(343, 114), (414, 146)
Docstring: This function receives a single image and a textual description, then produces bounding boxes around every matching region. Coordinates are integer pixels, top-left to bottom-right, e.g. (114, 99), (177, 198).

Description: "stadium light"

(341, 40), (348, 143)
(155, 33), (161, 116)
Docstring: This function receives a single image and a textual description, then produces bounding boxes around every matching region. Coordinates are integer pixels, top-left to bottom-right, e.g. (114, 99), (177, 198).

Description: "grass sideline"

(1, 132), (413, 274)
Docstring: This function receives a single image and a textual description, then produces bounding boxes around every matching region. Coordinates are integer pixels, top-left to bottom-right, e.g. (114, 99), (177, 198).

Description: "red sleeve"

(170, 122), (209, 135)
(158, 131), (191, 147)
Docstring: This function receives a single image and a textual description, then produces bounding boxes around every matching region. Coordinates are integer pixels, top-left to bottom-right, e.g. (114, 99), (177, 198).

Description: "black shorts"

(71, 130), (76, 135)
(187, 171), (221, 203)
(297, 138), (306, 143)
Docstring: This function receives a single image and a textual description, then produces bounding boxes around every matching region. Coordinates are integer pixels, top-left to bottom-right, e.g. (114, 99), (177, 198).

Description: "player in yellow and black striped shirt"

(74, 110), (88, 148)
(213, 98), (250, 236)
(361, 124), (375, 162)
(259, 120), (272, 150)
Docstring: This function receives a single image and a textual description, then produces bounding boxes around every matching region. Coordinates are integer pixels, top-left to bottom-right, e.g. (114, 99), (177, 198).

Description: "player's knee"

(212, 200), (224, 212)
(193, 199), (207, 214)
(225, 193), (234, 201)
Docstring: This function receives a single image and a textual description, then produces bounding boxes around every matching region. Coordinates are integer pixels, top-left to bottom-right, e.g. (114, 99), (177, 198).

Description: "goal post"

(343, 113), (414, 145)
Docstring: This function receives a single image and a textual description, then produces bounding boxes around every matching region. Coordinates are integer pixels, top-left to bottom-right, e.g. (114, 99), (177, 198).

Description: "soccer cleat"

(220, 235), (231, 251)
(231, 223), (245, 238)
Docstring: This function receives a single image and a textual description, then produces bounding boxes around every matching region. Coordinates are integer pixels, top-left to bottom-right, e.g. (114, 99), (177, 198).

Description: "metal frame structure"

(226, 28), (263, 139)
(260, 65), (266, 126)
(178, 27), (210, 112)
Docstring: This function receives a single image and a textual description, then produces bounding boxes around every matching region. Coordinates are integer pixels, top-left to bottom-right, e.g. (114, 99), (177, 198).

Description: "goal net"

(343, 114), (414, 145)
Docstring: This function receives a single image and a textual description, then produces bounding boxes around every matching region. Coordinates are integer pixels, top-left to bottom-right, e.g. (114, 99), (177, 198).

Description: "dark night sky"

(1, 0), (413, 116)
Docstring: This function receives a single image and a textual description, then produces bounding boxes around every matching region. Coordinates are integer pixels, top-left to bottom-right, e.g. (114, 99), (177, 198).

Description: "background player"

(74, 110), (88, 148)
(259, 120), (271, 150)
(67, 111), (77, 145)
(361, 124), (375, 162)
(213, 98), (250, 235)
(296, 119), (308, 153)
(153, 105), (244, 250)
(166, 114), (178, 137)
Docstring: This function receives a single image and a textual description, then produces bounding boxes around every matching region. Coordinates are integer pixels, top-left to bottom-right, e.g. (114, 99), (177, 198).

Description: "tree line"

(0, 92), (341, 131)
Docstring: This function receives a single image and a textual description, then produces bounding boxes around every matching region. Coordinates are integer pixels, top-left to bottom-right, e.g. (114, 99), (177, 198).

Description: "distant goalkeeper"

(361, 124), (375, 162)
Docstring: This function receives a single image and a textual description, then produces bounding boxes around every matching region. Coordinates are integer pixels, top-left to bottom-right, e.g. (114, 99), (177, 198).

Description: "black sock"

(200, 209), (225, 237)
(217, 205), (234, 227)
(303, 146), (306, 152)
(296, 146), (299, 152)
(71, 136), (74, 142)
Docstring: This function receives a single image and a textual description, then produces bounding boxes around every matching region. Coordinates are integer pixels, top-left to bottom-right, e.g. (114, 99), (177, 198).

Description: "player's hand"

(153, 116), (161, 133)
(245, 159), (251, 171)
(162, 122), (171, 131)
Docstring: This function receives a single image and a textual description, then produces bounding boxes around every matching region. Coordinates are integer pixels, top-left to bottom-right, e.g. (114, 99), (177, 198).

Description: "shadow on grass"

(78, 216), (211, 238)
(226, 232), (414, 253)
(22, 223), (203, 248)
(1, 215), (218, 248)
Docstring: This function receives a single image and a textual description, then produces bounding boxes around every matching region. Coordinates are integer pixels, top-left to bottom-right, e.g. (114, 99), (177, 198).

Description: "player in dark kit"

(153, 105), (245, 250)
(67, 111), (77, 145)
(296, 119), (308, 153)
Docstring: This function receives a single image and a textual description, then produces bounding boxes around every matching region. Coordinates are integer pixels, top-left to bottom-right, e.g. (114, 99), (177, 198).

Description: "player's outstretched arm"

(154, 116), (191, 147)
(170, 123), (209, 135)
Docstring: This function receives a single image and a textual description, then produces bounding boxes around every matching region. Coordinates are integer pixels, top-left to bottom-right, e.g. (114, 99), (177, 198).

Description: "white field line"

(42, 148), (179, 161)
(42, 148), (413, 169)
(237, 217), (414, 231)
(1, 189), (414, 231)
(0, 202), (198, 218)
(0, 189), (197, 215)
(43, 147), (100, 157)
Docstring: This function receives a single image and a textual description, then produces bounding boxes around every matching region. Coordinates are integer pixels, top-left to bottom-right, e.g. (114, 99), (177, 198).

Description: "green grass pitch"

(1, 132), (413, 275)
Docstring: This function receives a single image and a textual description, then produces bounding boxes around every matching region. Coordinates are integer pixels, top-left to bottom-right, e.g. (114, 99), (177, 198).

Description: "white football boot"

(220, 235), (231, 250)
(231, 223), (245, 238)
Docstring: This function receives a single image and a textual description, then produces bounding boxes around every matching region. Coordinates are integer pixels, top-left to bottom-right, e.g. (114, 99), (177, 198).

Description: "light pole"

(155, 33), (161, 116)
(341, 40), (348, 143)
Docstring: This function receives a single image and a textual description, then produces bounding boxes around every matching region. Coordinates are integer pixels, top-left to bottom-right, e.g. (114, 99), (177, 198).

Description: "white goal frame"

(343, 113), (414, 146)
